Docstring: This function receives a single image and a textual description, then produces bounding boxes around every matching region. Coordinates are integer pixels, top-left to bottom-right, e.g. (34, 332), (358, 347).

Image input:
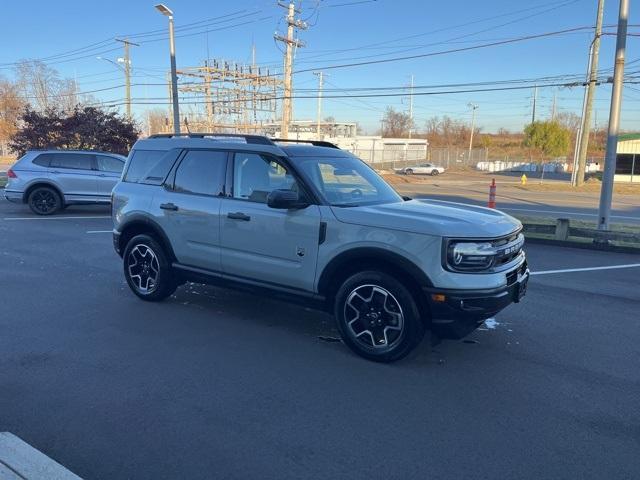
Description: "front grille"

(492, 232), (525, 268)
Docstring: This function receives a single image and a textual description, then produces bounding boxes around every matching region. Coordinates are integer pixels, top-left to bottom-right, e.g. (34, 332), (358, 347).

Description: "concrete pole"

(598, 0), (628, 232)
(577, 0), (605, 186)
(468, 103), (478, 162)
(124, 41), (131, 118)
(572, 42), (594, 186)
(314, 71), (323, 139)
(409, 74), (414, 138)
(281, 2), (295, 139)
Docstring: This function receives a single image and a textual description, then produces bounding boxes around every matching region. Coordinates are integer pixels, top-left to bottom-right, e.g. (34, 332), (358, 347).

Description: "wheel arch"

(318, 247), (432, 299)
(23, 181), (64, 204)
(118, 216), (177, 262)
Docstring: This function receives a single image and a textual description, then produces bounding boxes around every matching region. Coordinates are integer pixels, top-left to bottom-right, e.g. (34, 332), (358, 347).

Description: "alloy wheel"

(31, 190), (57, 214)
(127, 244), (160, 294)
(344, 284), (404, 350)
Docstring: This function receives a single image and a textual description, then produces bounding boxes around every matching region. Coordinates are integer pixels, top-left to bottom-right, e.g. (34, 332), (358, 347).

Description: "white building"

(616, 134), (640, 183)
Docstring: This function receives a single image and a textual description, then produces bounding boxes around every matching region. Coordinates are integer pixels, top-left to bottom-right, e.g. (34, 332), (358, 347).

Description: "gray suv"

(4, 150), (125, 215)
(112, 134), (528, 362)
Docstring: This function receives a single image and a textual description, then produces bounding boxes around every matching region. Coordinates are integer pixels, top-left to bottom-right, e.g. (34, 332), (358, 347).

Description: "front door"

(152, 149), (228, 272)
(219, 152), (321, 292)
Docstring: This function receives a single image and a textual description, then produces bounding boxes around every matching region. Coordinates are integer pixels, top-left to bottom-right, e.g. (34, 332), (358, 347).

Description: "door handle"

(160, 202), (178, 211)
(227, 212), (251, 221)
(98, 173), (107, 177)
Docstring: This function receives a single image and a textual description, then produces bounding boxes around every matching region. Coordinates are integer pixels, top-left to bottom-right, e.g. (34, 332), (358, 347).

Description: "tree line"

(0, 60), (138, 157)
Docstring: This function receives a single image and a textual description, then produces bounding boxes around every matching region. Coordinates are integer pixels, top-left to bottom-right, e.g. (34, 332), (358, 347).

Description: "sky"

(0, 0), (639, 134)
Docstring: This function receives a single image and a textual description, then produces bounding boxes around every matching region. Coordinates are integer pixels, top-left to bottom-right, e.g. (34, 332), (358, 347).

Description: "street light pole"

(598, 0), (629, 232)
(155, 4), (180, 135)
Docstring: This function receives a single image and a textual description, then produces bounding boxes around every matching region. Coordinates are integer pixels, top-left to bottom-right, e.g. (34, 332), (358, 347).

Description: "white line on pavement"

(3, 216), (110, 221)
(87, 230), (112, 234)
(531, 263), (640, 276)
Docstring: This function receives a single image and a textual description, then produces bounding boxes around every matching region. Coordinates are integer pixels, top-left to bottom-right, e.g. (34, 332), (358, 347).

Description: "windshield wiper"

(332, 202), (362, 208)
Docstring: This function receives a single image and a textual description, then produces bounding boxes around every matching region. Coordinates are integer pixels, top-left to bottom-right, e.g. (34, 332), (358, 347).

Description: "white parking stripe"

(531, 263), (640, 276)
(3, 216), (110, 221)
(87, 230), (112, 234)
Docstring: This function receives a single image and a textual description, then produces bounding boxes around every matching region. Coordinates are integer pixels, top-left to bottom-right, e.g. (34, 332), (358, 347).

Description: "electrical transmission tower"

(274, 1), (307, 138)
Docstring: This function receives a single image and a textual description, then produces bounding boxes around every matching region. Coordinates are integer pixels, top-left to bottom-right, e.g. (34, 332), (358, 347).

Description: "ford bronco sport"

(112, 134), (528, 362)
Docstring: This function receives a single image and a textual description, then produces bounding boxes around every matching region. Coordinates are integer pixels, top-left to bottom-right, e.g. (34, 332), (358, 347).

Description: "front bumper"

(3, 190), (23, 203)
(424, 261), (529, 339)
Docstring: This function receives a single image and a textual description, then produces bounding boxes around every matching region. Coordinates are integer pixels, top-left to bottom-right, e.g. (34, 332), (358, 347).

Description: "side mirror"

(267, 189), (307, 209)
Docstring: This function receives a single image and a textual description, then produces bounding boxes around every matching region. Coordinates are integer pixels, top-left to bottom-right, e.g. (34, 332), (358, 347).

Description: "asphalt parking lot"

(1, 198), (639, 480)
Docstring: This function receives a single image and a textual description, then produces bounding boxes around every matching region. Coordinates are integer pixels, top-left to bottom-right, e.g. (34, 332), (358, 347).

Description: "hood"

(330, 199), (521, 238)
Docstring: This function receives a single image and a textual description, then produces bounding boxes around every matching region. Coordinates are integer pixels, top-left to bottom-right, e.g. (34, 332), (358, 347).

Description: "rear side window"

(96, 155), (124, 173)
(32, 154), (51, 167)
(50, 153), (93, 170)
(173, 150), (227, 196)
(124, 149), (177, 184)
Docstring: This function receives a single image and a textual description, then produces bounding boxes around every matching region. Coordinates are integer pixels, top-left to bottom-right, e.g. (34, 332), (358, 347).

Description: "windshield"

(295, 154), (403, 207)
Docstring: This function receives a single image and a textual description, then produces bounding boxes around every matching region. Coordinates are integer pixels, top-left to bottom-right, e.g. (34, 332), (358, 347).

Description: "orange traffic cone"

(488, 178), (496, 208)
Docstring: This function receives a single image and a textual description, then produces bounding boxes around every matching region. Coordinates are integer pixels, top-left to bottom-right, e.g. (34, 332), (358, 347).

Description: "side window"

(124, 149), (175, 184)
(96, 155), (124, 173)
(50, 153), (93, 170)
(173, 150), (227, 196)
(233, 153), (297, 203)
(32, 154), (52, 167)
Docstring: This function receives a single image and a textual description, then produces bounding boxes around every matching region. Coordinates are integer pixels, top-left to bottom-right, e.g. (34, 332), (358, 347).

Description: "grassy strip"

(0, 177), (6, 188)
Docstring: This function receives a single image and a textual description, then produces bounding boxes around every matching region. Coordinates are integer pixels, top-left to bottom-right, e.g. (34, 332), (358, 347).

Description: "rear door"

(151, 149), (228, 272)
(219, 152), (321, 292)
(48, 153), (97, 200)
(95, 155), (125, 198)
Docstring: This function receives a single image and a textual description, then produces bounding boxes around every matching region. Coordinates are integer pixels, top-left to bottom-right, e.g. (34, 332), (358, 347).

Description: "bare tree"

(145, 109), (169, 135)
(0, 77), (26, 155)
(15, 60), (65, 111)
(382, 107), (414, 137)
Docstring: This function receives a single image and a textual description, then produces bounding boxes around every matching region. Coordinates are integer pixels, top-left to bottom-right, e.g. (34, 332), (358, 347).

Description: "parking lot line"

(3, 216), (111, 221)
(87, 230), (112, 234)
(531, 263), (640, 276)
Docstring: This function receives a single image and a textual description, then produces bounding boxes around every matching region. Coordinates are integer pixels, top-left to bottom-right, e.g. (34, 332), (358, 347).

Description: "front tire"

(28, 187), (62, 215)
(431, 170), (439, 176)
(123, 234), (177, 302)
(334, 271), (425, 362)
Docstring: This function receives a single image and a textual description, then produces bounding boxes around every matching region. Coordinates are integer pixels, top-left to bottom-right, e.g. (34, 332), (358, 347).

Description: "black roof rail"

(148, 133), (275, 145)
(271, 138), (340, 149)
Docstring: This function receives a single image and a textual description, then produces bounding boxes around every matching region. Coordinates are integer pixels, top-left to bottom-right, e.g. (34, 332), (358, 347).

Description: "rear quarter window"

(124, 149), (180, 184)
(32, 154), (51, 167)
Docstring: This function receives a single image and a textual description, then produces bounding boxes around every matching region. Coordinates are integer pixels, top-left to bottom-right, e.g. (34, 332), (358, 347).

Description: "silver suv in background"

(4, 150), (126, 215)
(112, 134), (528, 362)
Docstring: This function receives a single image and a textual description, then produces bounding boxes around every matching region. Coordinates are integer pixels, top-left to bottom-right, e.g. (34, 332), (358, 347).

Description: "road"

(393, 180), (640, 225)
(1, 200), (639, 479)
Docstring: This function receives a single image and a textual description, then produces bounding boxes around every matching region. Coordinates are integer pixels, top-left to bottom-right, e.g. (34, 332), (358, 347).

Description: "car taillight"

(7, 169), (17, 178)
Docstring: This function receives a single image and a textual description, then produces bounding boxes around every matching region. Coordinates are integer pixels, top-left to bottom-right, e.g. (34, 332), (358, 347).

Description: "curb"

(0, 432), (82, 480)
(524, 235), (640, 254)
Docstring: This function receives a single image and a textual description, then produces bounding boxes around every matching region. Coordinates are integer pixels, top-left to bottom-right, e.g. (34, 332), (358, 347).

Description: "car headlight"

(447, 241), (496, 271)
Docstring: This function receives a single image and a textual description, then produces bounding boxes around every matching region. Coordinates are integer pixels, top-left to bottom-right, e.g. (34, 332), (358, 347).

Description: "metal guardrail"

(523, 218), (640, 244)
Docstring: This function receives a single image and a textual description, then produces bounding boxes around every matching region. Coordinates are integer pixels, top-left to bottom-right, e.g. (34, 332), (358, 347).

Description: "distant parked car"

(3, 150), (126, 215)
(398, 163), (445, 176)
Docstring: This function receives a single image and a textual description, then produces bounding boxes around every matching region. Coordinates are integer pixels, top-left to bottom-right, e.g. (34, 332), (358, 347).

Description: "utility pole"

(598, 0), (628, 232)
(313, 71), (324, 139)
(408, 74), (414, 138)
(576, 0), (605, 186)
(531, 85), (538, 123)
(275, 1), (307, 138)
(551, 90), (557, 121)
(115, 38), (139, 119)
(468, 103), (478, 162)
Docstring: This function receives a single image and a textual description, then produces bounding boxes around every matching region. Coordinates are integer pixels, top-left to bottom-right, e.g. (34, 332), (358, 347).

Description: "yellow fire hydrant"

(521, 174), (527, 186)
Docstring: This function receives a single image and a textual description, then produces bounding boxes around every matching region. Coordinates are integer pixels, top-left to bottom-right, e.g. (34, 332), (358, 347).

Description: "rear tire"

(123, 234), (177, 302)
(405, 169), (413, 175)
(431, 170), (439, 176)
(334, 271), (425, 362)
(28, 187), (62, 215)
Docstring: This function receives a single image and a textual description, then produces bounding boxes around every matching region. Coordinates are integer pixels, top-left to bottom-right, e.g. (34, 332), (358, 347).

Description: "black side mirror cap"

(402, 196), (412, 201)
(267, 189), (308, 209)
